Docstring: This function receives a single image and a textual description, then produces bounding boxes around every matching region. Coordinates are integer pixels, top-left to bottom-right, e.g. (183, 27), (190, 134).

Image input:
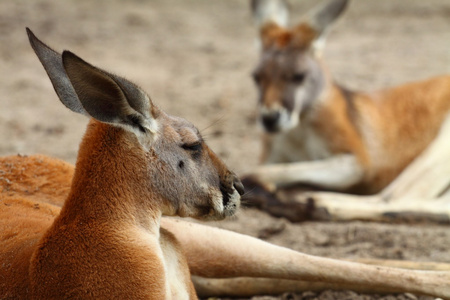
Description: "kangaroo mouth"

(221, 178), (244, 202)
(194, 179), (243, 221)
(220, 180), (243, 217)
(261, 108), (299, 133)
(220, 182), (233, 208)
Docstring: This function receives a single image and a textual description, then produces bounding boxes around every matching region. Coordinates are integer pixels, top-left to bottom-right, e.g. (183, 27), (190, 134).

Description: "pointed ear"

(251, 0), (289, 28)
(61, 51), (158, 135)
(26, 28), (88, 116)
(251, 0), (290, 49)
(302, 0), (349, 54)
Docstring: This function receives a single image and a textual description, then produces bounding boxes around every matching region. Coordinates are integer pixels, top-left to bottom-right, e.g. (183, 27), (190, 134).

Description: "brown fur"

(305, 77), (450, 193)
(0, 153), (197, 299)
(28, 122), (167, 299)
(261, 22), (317, 50)
(261, 22), (317, 49)
(1, 155), (69, 298)
(351, 76), (450, 192)
(0, 154), (73, 206)
(0, 125), (202, 299)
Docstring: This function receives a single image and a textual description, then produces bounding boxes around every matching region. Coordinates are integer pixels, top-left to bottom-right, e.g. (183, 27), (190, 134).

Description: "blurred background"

(1, 0), (449, 299)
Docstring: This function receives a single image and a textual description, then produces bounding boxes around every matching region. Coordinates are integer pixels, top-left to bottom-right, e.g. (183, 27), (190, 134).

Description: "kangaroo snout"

(233, 176), (245, 196)
(218, 172), (243, 217)
(261, 111), (281, 132)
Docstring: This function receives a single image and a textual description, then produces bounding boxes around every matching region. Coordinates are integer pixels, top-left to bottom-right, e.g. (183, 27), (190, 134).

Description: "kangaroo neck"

(59, 120), (161, 232)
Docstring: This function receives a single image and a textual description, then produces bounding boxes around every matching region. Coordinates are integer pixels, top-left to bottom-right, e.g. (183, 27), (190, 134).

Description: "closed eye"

(182, 142), (202, 160)
(182, 142), (202, 152)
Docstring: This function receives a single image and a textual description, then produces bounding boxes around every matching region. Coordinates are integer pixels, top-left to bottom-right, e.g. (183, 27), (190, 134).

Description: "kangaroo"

(248, 0), (450, 195)
(0, 28), (243, 299)
(1, 29), (449, 299)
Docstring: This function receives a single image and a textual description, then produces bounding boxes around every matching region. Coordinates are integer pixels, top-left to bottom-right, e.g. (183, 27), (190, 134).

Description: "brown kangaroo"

(0, 28), (243, 299)
(1, 29), (449, 299)
(249, 0), (450, 195)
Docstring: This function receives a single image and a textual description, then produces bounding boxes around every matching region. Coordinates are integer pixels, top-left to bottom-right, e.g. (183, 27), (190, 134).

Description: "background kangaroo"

(249, 0), (450, 194)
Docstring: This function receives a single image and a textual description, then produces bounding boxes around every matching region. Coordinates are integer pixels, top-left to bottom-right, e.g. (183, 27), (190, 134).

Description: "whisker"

(199, 114), (228, 134)
(239, 188), (263, 207)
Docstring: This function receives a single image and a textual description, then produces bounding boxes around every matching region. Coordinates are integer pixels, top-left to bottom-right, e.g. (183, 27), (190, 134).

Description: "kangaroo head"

(251, 0), (348, 133)
(27, 28), (243, 221)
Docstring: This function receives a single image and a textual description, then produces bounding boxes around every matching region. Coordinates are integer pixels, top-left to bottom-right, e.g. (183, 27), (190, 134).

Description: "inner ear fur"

(259, 0), (348, 52)
(260, 22), (317, 50)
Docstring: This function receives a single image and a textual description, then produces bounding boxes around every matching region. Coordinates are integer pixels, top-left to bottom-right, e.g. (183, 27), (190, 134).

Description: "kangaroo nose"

(233, 177), (245, 196)
(261, 111), (280, 132)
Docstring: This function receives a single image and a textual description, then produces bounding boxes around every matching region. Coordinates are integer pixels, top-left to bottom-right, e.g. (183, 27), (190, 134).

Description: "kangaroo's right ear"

(26, 28), (89, 116)
(300, 0), (349, 54)
(304, 0), (348, 36)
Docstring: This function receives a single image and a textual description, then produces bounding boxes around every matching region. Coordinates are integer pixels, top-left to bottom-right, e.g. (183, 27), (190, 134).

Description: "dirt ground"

(1, 0), (449, 299)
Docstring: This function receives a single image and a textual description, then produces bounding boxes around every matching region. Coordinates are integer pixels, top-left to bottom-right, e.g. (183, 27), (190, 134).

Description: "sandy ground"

(1, 0), (449, 299)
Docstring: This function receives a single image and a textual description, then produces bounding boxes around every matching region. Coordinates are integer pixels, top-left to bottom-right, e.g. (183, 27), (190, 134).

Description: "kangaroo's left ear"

(27, 28), (158, 138)
(61, 50), (159, 136)
(300, 0), (349, 55)
(251, 0), (289, 29)
(27, 28), (89, 116)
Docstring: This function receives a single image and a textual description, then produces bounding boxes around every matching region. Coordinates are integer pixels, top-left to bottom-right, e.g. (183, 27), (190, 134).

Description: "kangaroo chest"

(160, 233), (193, 300)
(139, 227), (193, 300)
(264, 123), (332, 164)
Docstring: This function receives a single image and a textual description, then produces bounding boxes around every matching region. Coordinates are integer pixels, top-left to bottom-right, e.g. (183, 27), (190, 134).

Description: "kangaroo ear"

(26, 28), (89, 116)
(251, 0), (290, 49)
(302, 0), (349, 54)
(251, 0), (289, 28)
(61, 51), (158, 135)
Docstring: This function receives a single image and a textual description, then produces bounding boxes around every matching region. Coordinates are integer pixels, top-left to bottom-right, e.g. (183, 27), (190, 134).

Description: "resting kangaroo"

(249, 0), (450, 194)
(1, 29), (449, 299)
(1, 28), (243, 299)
